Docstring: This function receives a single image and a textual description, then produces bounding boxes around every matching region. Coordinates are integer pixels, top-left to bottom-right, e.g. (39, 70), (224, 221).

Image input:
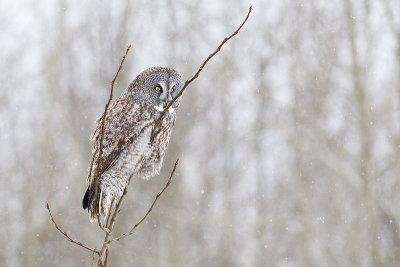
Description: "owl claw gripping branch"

(83, 67), (182, 221)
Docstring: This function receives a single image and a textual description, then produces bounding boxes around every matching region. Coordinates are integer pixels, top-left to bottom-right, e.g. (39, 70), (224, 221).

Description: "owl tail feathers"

(82, 189), (90, 209)
(82, 183), (100, 222)
(82, 182), (116, 222)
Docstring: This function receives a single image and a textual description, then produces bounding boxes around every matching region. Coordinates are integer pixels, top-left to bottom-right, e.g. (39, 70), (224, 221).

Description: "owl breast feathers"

(83, 67), (182, 221)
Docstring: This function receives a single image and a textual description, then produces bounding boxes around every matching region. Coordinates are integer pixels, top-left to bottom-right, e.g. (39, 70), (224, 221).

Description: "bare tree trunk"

(344, 0), (382, 266)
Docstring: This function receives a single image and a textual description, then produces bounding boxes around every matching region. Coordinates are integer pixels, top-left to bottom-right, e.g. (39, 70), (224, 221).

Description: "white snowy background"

(1, 0), (400, 266)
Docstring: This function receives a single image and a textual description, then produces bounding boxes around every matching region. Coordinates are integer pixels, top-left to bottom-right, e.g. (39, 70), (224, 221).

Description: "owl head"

(128, 67), (183, 113)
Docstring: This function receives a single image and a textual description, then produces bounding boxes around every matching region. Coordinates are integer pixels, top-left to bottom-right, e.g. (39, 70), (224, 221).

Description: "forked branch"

(46, 203), (99, 255)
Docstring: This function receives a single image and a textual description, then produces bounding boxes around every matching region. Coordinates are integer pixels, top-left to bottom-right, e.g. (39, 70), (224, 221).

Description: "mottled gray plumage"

(83, 67), (182, 221)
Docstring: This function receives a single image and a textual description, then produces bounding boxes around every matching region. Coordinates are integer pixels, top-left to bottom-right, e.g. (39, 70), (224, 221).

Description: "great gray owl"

(82, 67), (182, 221)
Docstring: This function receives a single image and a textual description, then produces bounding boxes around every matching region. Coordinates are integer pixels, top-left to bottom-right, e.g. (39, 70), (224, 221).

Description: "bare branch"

(98, 45), (132, 167)
(105, 248), (109, 266)
(105, 198), (115, 228)
(97, 216), (110, 233)
(46, 203), (99, 255)
(93, 45), (132, 224)
(92, 250), (97, 267)
(151, 6), (252, 140)
(108, 158), (179, 244)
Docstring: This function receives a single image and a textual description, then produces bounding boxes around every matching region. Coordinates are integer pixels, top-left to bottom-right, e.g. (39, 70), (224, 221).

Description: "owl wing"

(90, 98), (143, 177)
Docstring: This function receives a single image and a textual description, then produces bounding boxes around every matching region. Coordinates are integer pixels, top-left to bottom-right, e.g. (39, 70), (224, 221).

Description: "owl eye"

(154, 85), (162, 92)
(170, 86), (175, 93)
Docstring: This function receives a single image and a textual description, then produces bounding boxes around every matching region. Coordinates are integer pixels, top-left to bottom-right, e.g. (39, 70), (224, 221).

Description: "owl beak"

(154, 95), (175, 113)
(163, 93), (173, 108)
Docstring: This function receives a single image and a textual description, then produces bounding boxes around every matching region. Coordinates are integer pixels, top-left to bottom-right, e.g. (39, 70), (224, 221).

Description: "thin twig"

(108, 159), (179, 244)
(92, 253), (95, 267)
(97, 216), (110, 233)
(93, 45), (132, 224)
(46, 203), (99, 255)
(151, 6), (252, 140)
(98, 45), (132, 165)
(105, 248), (109, 266)
(105, 198), (115, 228)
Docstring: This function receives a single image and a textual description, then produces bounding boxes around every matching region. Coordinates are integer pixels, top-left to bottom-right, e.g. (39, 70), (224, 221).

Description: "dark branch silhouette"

(151, 5), (253, 140)
(46, 203), (99, 255)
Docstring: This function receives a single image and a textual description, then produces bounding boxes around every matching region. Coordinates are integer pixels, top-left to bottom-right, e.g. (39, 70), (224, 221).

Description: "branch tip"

(46, 203), (99, 255)
(151, 6), (252, 139)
